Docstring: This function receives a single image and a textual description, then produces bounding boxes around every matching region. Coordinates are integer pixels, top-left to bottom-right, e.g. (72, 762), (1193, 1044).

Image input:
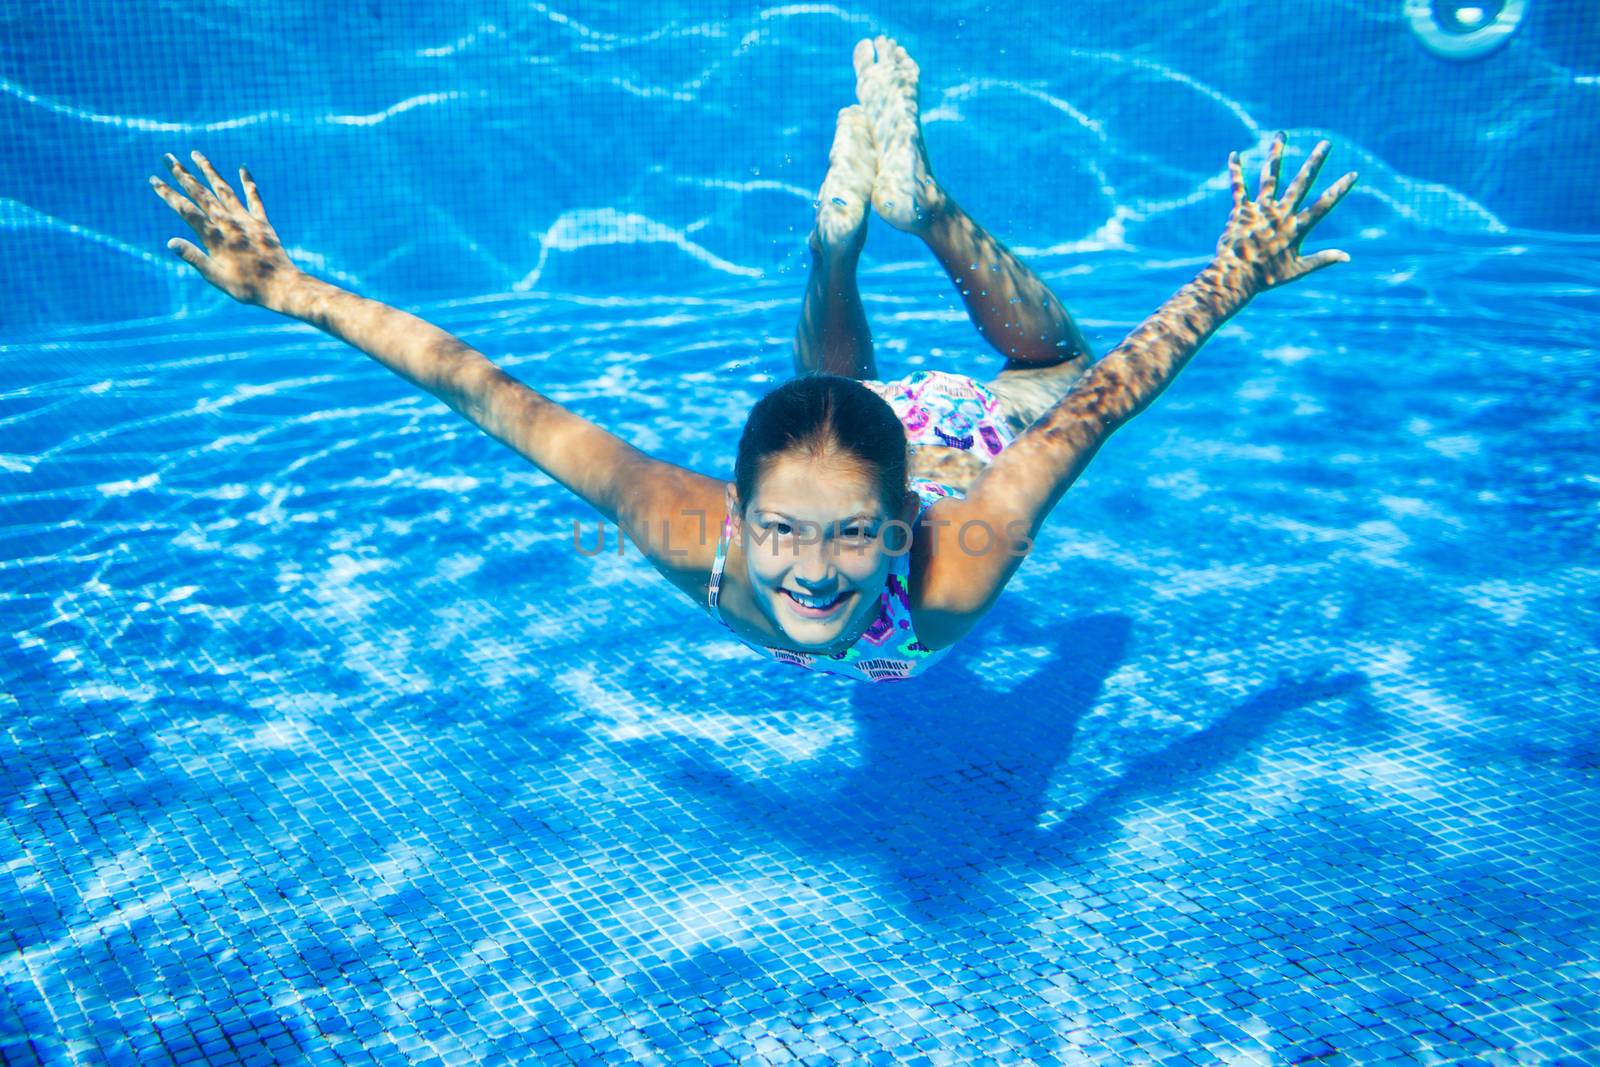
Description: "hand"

(149, 151), (301, 309)
(1214, 133), (1358, 295)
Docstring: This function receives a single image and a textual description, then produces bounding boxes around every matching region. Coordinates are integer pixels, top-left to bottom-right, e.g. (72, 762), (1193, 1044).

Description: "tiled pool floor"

(3, 262), (1597, 1064)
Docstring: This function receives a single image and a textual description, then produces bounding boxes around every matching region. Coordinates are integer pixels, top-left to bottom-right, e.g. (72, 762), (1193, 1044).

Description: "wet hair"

(734, 374), (908, 518)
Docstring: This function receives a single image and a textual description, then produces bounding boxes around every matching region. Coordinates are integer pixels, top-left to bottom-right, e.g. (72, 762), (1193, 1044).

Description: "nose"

(794, 573), (839, 595)
(789, 534), (839, 586)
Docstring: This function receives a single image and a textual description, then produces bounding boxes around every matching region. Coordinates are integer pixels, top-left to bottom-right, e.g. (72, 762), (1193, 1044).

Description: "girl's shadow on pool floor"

(663, 609), (1372, 924)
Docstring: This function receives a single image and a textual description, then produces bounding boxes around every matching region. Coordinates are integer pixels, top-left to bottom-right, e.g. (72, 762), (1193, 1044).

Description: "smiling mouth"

(781, 588), (852, 616)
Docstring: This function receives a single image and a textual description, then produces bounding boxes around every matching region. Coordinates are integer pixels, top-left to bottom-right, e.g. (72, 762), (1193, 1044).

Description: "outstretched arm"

(919, 134), (1358, 626)
(150, 151), (726, 598)
(1007, 135), (1356, 476)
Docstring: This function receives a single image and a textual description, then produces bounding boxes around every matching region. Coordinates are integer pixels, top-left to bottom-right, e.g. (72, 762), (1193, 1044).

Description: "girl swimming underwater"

(150, 35), (1356, 684)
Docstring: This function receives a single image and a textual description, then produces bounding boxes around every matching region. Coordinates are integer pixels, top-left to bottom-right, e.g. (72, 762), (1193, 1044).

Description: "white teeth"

(787, 590), (843, 609)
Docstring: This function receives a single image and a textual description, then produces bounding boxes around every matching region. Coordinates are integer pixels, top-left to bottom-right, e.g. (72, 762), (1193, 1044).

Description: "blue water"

(4, 2), (1599, 1065)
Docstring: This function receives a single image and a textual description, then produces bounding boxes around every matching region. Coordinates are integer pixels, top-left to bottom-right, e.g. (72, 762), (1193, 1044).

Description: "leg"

(931, 205), (1094, 437)
(794, 106), (879, 380)
(984, 357), (1090, 439)
(853, 36), (1092, 369)
(922, 202), (1092, 368)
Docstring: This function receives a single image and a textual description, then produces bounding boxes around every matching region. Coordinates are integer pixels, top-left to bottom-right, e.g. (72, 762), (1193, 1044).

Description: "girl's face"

(730, 450), (916, 653)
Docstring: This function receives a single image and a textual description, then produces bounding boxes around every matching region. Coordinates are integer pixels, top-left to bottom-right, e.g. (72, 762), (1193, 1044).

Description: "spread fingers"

(1281, 140), (1331, 211)
(165, 236), (209, 270)
(239, 166), (270, 222)
(188, 151), (245, 214)
(1257, 131), (1285, 203)
(148, 175), (213, 239)
(1298, 170), (1359, 230)
(162, 153), (225, 217)
(1228, 151), (1245, 211)
(1296, 248), (1352, 278)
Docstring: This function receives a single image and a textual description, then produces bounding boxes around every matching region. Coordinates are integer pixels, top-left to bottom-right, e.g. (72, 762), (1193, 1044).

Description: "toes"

(854, 36), (911, 117)
(852, 37), (877, 79)
(885, 38), (920, 81)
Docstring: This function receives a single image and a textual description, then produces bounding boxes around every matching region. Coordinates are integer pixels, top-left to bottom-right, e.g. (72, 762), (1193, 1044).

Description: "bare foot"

(853, 35), (945, 233)
(812, 104), (876, 255)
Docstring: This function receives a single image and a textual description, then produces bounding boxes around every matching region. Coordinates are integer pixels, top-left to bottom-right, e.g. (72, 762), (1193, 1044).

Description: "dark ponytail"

(734, 374), (907, 517)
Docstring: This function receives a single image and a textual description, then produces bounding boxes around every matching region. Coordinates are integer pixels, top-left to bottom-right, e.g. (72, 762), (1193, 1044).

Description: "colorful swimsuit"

(704, 370), (1016, 682)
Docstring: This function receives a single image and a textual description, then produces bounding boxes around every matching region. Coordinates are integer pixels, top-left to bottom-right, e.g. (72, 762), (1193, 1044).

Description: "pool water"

(4, 2), (1599, 1064)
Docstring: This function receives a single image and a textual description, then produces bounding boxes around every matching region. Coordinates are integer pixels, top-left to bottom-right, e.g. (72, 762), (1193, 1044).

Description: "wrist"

(268, 270), (329, 318)
(1196, 255), (1256, 316)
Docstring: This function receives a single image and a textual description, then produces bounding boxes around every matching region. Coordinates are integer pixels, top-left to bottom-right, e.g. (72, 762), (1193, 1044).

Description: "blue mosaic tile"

(4, 5), (1599, 1067)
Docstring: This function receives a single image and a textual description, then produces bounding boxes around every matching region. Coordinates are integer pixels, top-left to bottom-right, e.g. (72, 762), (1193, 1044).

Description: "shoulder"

(905, 494), (1029, 651)
(610, 470), (732, 609)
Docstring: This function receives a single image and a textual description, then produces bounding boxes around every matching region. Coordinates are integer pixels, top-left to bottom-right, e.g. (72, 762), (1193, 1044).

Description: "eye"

(772, 522), (794, 536)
